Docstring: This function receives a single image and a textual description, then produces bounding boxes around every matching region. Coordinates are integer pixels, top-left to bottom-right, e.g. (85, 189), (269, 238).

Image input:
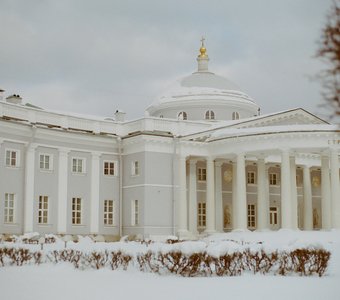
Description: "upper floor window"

(269, 173), (278, 186)
(247, 171), (256, 184)
(198, 168), (207, 181)
(38, 195), (49, 224)
(178, 111), (187, 120)
(72, 197), (82, 225)
(205, 110), (215, 120)
(4, 193), (15, 223)
(39, 154), (53, 171)
(131, 161), (139, 176)
(5, 150), (19, 167)
(232, 112), (240, 120)
(104, 161), (115, 176)
(72, 158), (85, 173)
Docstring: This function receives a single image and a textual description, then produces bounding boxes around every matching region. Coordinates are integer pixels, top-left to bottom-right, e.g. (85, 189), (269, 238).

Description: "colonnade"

(177, 149), (340, 237)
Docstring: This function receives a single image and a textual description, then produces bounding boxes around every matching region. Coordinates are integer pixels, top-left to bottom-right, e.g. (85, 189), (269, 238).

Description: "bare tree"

(316, 0), (340, 119)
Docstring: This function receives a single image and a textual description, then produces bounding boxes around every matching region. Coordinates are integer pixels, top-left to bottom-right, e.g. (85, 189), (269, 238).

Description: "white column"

(290, 156), (298, 229)
(205, 157), (216, 233)
(330, 149), (340, 229)
(281, 149), (292, 229)
(257, 158), (269, 231)
(57, 149), (69, 234)
(177, 156), (188, 236)
(90, 152), (100, 234)
(303, 165), (313, 230)
(232, 161), (237, 230)
(321, 155), (331, 230)
(234, 153), (247, 230)
(24, 144), (36, 233)
(188, 159), (198, 234)
(215, 161), (223, 232)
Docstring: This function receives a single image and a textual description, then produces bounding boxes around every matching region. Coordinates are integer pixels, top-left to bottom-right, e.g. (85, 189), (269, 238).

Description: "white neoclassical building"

(0, 41), (339, 239)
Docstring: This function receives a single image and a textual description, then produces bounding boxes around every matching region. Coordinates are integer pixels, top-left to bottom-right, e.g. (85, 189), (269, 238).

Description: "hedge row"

(0, 247), (330, 277)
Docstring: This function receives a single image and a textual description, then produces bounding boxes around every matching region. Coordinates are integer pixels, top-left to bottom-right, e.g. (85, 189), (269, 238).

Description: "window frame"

(247, 204), (256, 229)
(131, 161), (139, 176)
(104, 199), (115, 226)
(5, 149), (20, 168)
(103, 161), (116, 176)
(38, 195), (49, 224)
(71, 157), (86, 174)
(131, 199), (139, 226)
(269, 173), (278, 186)
(39, 153), (53, 171)
(198, 202), (206, 228)
(247, 171), (256, 185)
(197, 168), (207, 182)
(232, 112), (240, 120)
(178, 111), (188, 120)
(4, 193), (15, 223)
(205, 110), (215, 120)
(72, 197), (82, 225)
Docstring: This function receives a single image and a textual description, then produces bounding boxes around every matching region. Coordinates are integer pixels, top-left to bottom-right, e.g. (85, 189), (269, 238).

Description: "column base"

(203, 229), (216, 235)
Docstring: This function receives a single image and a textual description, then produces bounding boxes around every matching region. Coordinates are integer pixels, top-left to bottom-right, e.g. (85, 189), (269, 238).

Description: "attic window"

(178, 111), (187, 120)
(205, 110), (215, 120)
(232, 112), (240, 120)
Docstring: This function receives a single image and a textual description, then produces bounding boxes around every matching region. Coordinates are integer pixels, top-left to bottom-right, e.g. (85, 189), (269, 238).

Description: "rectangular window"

(247, 171), (255, 184)
(4, 193), (15, 223)
(104, 161), (115, 176)
(39, 154), (51, 170)
(270, 207), (278, 225)
(38, 195), (49, 224)
(198, 168), (207, 181)
(132, 200), (139, 226)
(247, 204), (256, 229)
(198, 202), (206, 227)
(72, 158), (84, 173)
(269, 173), (278, 185)
(72, 197), (82, 225)
(131, 161), (139, 176)
(5, 150), (18, 167)
(104, 200), (115, 226)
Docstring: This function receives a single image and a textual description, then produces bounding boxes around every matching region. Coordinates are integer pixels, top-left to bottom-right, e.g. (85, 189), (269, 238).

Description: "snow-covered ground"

(1, 230), (340, 300)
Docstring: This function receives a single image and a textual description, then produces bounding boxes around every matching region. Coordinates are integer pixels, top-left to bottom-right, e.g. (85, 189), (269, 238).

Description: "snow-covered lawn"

(1, 230), (339, 300)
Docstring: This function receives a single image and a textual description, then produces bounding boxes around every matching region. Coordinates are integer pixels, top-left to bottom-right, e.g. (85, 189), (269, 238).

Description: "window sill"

(71, 172), (86, 176)
(3, 222), (19, 226)
(37, 223), (53, 227)
(5, 166), (20, 170)
(131, 174), (140, 178)
(71, 224), (86, 227)
(39, 169), (54, 173)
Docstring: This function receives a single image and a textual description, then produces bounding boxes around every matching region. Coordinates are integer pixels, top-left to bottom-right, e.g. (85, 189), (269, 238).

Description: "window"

(269, 173), (278, 185)
(39, 154), (52, 170)
(198, 202), (206, 227)
(205, 110), (215, 120)
(198, 168), (207, 181)
(270, 207), (278, 225)
(72, 158), (85, 173)
(247, 171), (255, 184)
(104, 200), (115, 226)
(159, 115), (164, 118)
(131, 200), (139, 226)
(104, 161), (115, 176)
(72, 197), (82, 225)
(5, 150), (19, 167)
(247, 204), (256, 229)
(131, 161), (139, 176)
(4, 193), (15, 223)
(232, 112), (240, 120)
(178, 111), (187, 120)
(38, 196), (48, 224)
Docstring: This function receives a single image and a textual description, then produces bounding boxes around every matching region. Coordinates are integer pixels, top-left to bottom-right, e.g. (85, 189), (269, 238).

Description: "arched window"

(159, 115), (164, 118)
(178, 111), (187, 120)
(232, 112), (240, 120)
(205, 110), (215, 120)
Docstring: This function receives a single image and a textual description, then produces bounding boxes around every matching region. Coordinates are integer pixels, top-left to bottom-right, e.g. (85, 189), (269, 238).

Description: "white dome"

(146, 43), (260, 121)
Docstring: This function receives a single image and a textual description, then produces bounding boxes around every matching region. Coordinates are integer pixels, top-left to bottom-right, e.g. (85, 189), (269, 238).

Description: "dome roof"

(146, 40), (259, 118)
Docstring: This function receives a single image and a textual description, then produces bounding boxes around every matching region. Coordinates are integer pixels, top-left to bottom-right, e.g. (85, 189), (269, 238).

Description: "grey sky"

(0, 0), (333, 120)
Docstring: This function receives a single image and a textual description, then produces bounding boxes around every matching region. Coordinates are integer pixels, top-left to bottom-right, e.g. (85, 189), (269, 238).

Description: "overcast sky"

(0, 0), (333, 120)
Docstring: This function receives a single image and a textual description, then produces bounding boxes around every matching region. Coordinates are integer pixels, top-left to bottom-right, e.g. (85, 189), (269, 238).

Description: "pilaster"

(177, 156), (188, 237)
(90, 152), (101, 234)
(215, 161), (224, 232)
(57, 148), (69, 234)
(321, 155), (331, 230)
(188, 159), (198, 234)
(281, 149), (292, 229)
(257, 158), (269, 230)
(303, 165), (313, 230)
(234, 153), (247, 231)
(205, 157), (216, 233)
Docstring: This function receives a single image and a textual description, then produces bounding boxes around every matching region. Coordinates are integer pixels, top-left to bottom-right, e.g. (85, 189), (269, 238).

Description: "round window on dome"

(205, 110), (215, 120)
(178, 111), (188, 120)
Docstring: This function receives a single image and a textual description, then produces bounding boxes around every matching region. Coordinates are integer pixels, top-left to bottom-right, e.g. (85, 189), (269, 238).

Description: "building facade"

(0, 42), (339, 238)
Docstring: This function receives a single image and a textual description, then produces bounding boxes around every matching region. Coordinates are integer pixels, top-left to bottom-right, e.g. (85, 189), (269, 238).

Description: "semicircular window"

(232, 111), (240, 120)
(178, 111), (188, 120)
(205, 110), (215, 120)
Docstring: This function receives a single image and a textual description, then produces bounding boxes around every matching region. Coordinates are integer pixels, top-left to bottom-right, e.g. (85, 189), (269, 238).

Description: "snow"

(1, 230), (340, 300)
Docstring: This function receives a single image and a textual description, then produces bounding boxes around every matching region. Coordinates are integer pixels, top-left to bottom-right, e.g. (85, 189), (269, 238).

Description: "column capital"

(215, 161), (224, 167)
(91, 151), (101, 159)
(58, 147), (70, 155)
(189, 159), (198, 165)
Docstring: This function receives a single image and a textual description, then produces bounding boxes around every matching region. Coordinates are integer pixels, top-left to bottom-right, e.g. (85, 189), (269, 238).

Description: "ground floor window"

(38, 195), (49, 224)
(270, 207), (278, 225)
(104, 199), (115, 226)
(72, 197), (82, 225)
(4, 193), (15, 223)
(132, 200), (139, 226)
(198, 202), (206, 227)
(247, 204), (256, 229)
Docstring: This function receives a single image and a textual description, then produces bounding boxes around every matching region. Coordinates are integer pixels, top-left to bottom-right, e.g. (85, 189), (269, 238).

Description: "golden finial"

(198, 36), (207, 58)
